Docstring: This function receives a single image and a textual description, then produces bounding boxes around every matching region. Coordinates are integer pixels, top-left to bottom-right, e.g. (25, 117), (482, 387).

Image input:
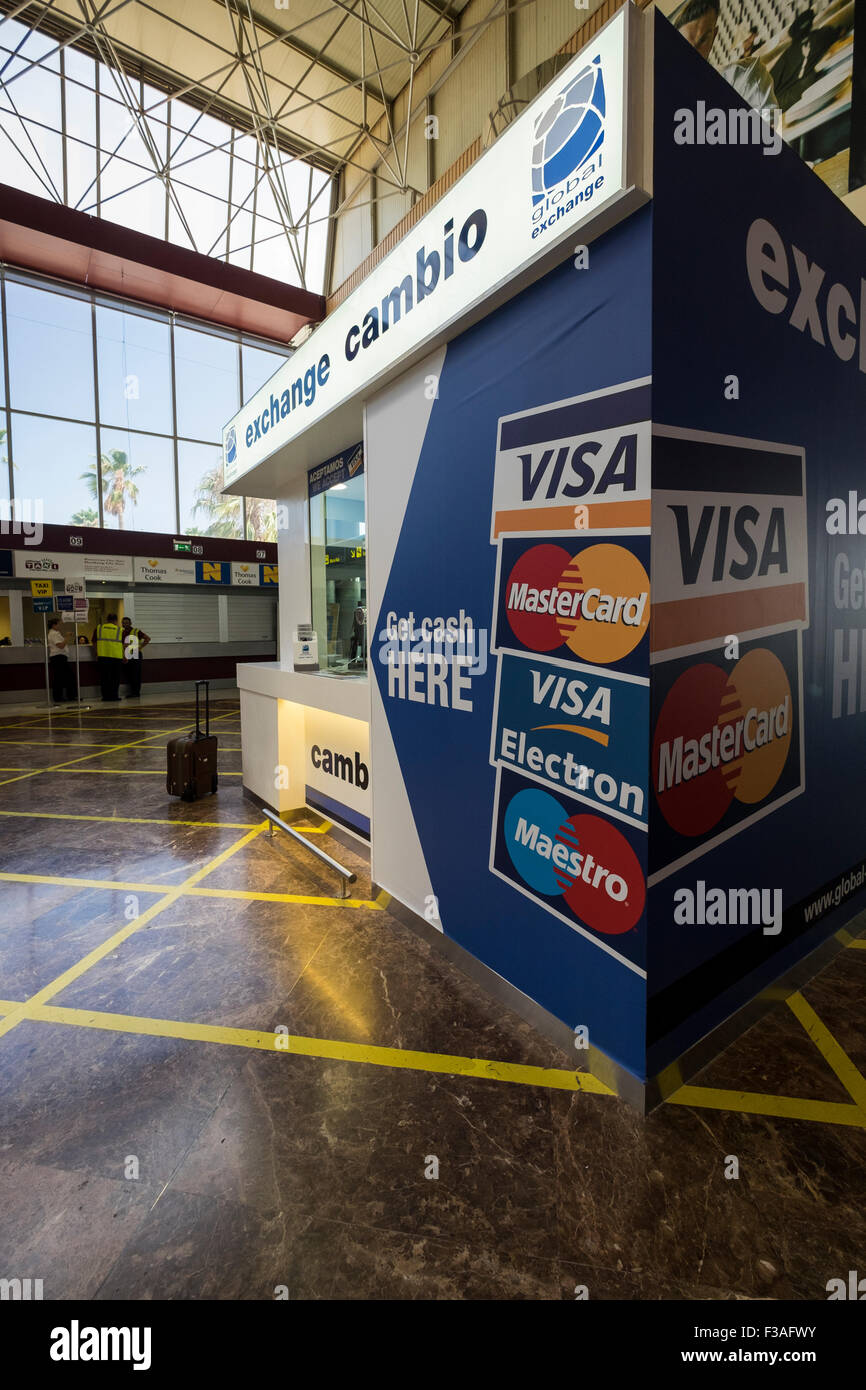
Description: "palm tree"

(70, 507), (99, 527)
(245, 497), (278, 543)
(192, 462), (243, 538)
(81, 450), (145, 530)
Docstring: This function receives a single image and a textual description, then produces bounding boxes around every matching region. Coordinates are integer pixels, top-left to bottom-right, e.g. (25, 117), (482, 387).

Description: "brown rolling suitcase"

(166, 680), (218, 801)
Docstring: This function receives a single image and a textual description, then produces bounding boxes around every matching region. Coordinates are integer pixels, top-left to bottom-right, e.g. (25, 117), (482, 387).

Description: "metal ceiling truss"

(0, 0), (530, 291)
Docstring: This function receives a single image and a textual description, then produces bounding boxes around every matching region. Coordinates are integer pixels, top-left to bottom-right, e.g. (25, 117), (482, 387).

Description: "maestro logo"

(504, 542), (649, 664)
(225, 426), (237, 465)
(531, 58), (605, 208)
(653, 648), (793, 837)
(504, 786), (644, 934)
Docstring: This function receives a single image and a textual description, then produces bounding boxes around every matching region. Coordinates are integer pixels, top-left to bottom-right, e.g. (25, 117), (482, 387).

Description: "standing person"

(121, 616), (151, 698)
(669, 0), (719, 61)
(349, 602), (366, 662)
(91, 612), (124, 702)
(47, 618), (74, 703)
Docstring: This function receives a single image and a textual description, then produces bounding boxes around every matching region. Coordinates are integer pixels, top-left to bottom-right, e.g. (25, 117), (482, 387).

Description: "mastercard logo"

(504, 542), (650, 664)
(652, 648), (793, 837)
(503, 786), (645, 935)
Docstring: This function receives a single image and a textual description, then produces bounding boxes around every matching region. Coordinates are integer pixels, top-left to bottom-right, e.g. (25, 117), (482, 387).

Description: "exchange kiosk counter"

(238, 662), (371, 840)
(227, 4), (866, 1107)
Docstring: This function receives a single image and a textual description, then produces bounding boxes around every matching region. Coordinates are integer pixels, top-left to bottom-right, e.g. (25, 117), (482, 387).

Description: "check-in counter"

(237, 661), (370, 838)
(0, 641), (278, 701)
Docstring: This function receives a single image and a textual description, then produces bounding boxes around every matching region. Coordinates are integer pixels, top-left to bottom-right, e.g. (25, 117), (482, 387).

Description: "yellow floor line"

(0, 739), (131, 748)
(0, 986), (860, 1119)
(3, 731), (244, 752)
(0, 810), (259, 830)
(0, 710), (241, 789)
(0, 997), (613, 1093)
(846, 938), (866, 950)
(0, 871), (197, 894)
(186, 886), (383, 909)
(786, 991), (866, 1113)
(0, 823), (267, 1041)
(0, 728), (200, 739)
(23, 767), (244, 775)
(0, 870), (382, 911)
(666, 1084), (866, 1128)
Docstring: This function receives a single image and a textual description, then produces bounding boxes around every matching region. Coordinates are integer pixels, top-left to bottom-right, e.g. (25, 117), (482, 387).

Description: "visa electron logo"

(505, 543), (649, 663)
(504, 787), (644, 934)
(531, 58), (605, 238)
(653, 649), (792, 836)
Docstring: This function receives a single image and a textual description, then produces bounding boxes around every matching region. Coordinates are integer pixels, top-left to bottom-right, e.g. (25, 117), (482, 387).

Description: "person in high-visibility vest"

(91, 613), (124, 702)
(121, 617), (151, 699)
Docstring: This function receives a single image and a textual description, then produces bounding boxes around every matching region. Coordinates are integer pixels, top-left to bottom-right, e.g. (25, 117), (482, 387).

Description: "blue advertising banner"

(369, 202), (654, 1080)
(647, 14), (866, 1071)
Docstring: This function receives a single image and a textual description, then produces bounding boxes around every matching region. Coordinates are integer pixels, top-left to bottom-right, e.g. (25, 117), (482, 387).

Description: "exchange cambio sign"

(222, 6), (633, 489)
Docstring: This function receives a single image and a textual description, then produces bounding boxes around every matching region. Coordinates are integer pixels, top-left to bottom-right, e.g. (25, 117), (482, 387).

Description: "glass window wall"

(0, 267), (290, 539)
(0, 16), (331, 293)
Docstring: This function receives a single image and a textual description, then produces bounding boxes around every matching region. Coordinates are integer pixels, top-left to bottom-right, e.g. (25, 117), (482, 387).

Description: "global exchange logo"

(504, 786), (645, 935)
(226, 426), (237, 465)
(530, 57), (605, 238)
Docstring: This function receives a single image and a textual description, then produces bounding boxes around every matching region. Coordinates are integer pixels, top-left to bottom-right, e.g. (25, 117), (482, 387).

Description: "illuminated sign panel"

(222, 7), (632, 489)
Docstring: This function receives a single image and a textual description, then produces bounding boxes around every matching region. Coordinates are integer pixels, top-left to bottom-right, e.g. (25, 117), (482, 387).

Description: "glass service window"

(309, 471), (366, 672)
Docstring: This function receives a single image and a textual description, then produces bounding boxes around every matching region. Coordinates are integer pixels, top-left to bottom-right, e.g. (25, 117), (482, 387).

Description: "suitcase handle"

(195, 680), (210, 738)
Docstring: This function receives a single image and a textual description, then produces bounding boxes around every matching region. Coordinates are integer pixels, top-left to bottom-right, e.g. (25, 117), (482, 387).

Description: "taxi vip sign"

(490, 377), (651, 541)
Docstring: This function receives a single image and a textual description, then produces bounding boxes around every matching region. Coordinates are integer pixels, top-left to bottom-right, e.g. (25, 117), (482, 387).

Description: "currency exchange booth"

(223, 4), (866, 1108)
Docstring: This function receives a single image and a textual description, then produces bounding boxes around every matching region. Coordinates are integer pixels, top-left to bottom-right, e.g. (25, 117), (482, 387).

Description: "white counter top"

(236, 660), (370, 722)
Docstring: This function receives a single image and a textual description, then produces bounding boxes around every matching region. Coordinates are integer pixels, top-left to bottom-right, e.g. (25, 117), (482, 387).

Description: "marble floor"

(0, 695), (864, 1300)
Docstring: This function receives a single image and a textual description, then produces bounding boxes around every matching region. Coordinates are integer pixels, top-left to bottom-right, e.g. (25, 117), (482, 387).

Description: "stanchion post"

(42, 610), (51, 710)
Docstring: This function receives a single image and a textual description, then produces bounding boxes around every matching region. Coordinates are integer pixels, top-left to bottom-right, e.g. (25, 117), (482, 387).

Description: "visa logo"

(519, 432), (637, 501)
(668, 504), (788, 586)
(530, 669), (611, 725)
